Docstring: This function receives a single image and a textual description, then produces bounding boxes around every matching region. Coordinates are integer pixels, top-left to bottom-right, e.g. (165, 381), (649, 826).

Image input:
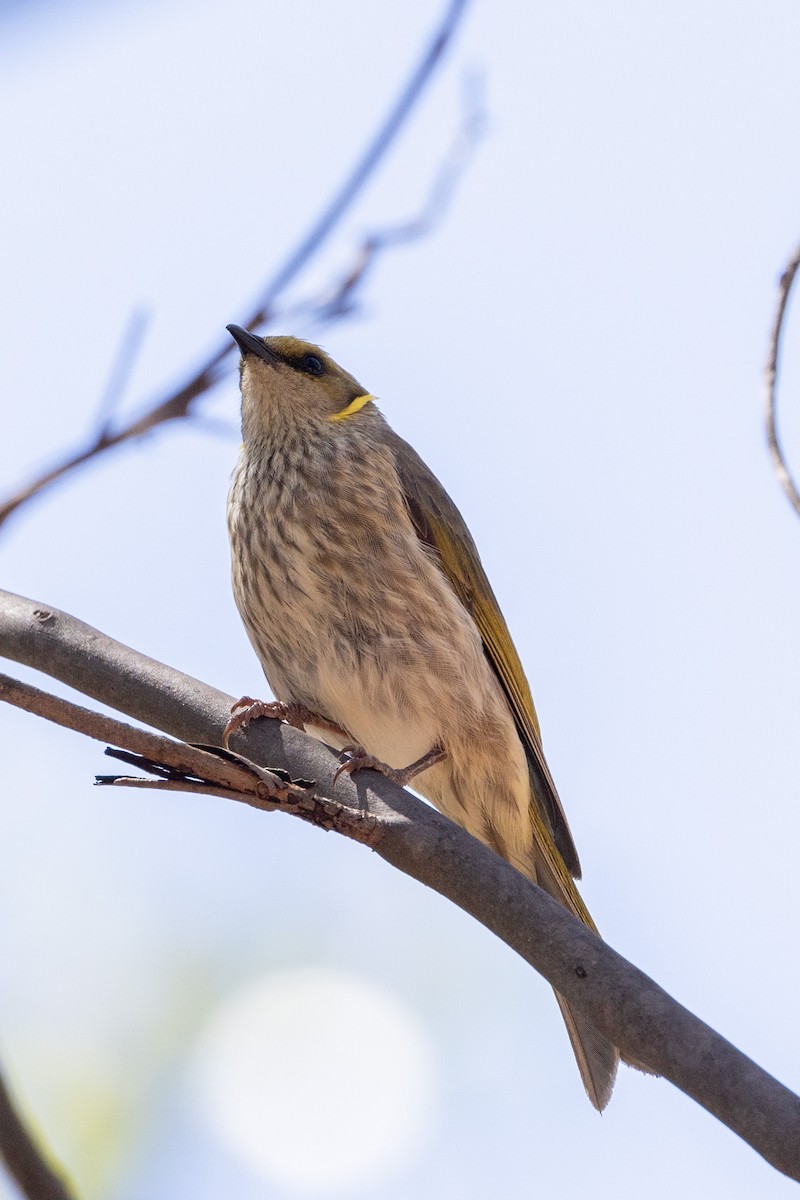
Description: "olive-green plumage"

(226, 326), (619, 1109)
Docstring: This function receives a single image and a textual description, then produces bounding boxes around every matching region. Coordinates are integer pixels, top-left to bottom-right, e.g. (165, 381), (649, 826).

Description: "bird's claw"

(223, 698), (350, 748)
(333, 743), (446, 787)
(222, 697), (299, 747)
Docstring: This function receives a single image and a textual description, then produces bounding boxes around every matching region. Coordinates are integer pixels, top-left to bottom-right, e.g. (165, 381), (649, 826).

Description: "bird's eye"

(302, 354), (324, 376)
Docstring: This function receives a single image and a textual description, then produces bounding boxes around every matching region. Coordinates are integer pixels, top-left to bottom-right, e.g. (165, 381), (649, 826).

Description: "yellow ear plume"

(329, 394), (374, 422)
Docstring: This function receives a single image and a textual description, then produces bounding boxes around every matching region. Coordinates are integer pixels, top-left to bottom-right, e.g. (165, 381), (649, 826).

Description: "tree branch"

(0, 671), (378, 843)
(286, 71), (486, 327)
(0, 589), (799, 1179)
(0, 1066), (76, 1200)
(93, 308), (151, 438)
(0, 0), (471, 534)
(244, 0), (472, 328)
(764, 242), (800, 518)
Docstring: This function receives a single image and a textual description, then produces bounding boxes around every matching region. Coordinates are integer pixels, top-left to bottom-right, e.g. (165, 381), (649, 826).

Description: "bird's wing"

(389, 430), (582, 879)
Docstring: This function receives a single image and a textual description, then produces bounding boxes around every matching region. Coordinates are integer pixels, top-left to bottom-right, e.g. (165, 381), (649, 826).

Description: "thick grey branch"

(1, 588), (799, 1180)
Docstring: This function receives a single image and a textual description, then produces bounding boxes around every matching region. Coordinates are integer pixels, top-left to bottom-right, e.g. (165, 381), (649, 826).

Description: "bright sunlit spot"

(189, 968), (439, 1193)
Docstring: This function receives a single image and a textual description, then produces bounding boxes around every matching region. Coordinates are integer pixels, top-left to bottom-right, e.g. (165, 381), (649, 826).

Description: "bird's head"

(227, 325), (375, 443)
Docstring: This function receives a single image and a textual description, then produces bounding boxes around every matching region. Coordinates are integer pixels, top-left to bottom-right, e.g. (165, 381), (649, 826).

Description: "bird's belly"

(308, 649), (446, 767)
(294, 614), (533, 862)
(230, 484), (532, 858)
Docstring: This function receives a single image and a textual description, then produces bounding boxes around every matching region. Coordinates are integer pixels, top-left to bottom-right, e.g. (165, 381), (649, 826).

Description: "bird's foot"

(333, 744), (446, 787)
(223, 698), (348, 747)
(223, 698), (290, 747)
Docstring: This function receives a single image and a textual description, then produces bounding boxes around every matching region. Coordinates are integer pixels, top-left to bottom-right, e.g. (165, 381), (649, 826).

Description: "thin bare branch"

(95, 308), (150, 437)
(0, 1067), (76, 1200)
(0, 359), (224, 529)
(1, 588), (800, 1179)
(764, 242), (800, 518)
(243, 0), (471, 329)
(99, 747), (378, 842)
(0, 671), (381, 843)
(292, 69), (487, 327)
(0, 0), (471, 533)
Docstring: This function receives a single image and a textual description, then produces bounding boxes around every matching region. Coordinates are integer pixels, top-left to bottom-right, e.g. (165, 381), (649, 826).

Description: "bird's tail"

(528, 842), (619, 1111)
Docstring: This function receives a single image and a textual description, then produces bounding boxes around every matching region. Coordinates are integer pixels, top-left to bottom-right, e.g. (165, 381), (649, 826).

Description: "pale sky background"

(2, 1), (800, 1197)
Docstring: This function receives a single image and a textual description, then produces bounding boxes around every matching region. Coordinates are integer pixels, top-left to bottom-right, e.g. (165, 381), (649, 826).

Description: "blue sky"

(2, 2), (800, 1197)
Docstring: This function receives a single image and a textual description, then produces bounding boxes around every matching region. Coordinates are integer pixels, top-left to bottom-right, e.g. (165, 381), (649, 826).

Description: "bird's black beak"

(227, 324), (278, 364)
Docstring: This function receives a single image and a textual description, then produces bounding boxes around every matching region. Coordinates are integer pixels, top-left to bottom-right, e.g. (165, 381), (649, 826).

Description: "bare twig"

(0, 1066), (76, 1200)
(166, 77), (485, 444)
(94, 308), (150, 437)
(1, 589), (800, 1179)
(292, 70), (487, 326)
(764, 242), (800, 518)
(0, 0), (471, 533)
(0, 358), (225, 530)
(0, 670), (379, 843)
(98, 745), (376, 842)
(244, 0), (471, 329)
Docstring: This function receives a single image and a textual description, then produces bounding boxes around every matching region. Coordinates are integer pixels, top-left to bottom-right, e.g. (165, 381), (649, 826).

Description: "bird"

(225, 324), (619, 1109)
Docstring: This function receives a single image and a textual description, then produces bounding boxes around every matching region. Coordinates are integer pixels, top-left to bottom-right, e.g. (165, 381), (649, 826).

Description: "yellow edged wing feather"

(389, 430), (583, 880)
(390, 431), (620, 1108)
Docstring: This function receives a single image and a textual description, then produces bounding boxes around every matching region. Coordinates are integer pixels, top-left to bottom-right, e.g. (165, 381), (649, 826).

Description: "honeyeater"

(225, 325), (619, 1110)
